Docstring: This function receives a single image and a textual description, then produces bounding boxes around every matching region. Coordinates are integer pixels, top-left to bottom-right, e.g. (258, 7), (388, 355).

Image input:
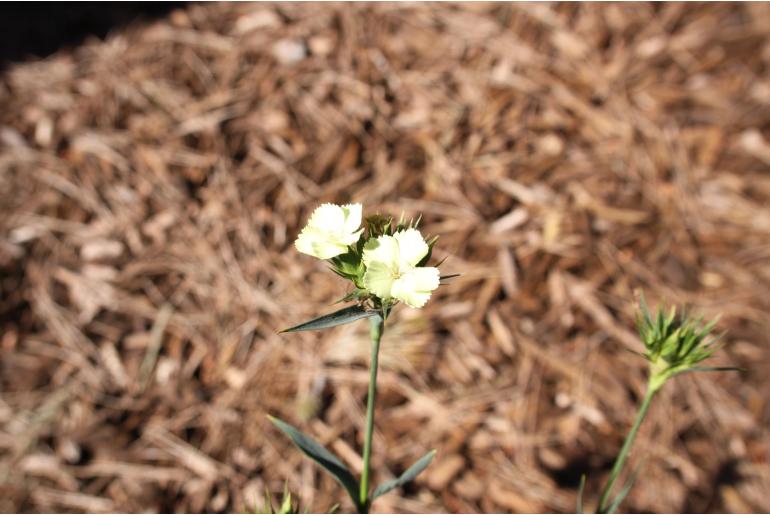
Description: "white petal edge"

(306, 203), (345, 232)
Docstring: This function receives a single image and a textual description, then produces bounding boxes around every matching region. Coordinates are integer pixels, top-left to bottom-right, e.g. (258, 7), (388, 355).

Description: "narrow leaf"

(267, 416), (360, 507)
(606, 467), (641, 514)
(576, 474), (586, 514)
(680, 366), (744, 374)
(622, 347), (647, 359)
(279, 495), (292, 514)
(262, 488), (272, 514)
(598, 463), (644, 513)
(279, 305), (376, 333)
(372, 450), (436, 500)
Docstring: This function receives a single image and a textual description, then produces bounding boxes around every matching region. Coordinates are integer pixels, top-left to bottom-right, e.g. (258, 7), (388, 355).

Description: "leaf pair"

(268, 416), (435, 512)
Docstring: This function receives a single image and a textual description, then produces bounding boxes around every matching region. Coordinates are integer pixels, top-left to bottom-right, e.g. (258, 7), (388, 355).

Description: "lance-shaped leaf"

(676, 365), (743, 376)
(576, 474), (586, 514)
(371, 450), (436, 500)
(279, 305), (377, 333)
(267, 416), (360, 508)
(605, 466), (641, 514)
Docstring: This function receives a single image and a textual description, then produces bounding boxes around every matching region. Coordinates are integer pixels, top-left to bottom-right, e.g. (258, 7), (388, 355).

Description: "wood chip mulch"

(1, 3), (769, 513)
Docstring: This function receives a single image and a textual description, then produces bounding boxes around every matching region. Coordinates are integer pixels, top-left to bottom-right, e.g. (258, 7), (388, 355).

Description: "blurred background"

(1, 2), (769, 513)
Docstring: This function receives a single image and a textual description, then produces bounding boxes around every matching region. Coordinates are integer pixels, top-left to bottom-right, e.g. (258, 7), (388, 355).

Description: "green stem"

(359, 314), (383, 513)
(597, 380), (659, 513)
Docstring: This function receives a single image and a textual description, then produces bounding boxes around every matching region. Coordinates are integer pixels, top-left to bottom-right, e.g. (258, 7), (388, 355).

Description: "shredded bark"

(1, 3), (769, 513)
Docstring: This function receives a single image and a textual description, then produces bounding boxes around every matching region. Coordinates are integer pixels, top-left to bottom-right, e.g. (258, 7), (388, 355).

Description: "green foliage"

(267, 416), (361, 511)
(279, 305), (377, 333)
(363, 214), (394, 238)
(250, 483), (338, 514)
(591, 296), (738, 514)
(252, 483), (298, 514)
(274, 311), (435, 513)
(329, 248), (366, 288)
(576, 475), (586, 514)
(371, 450), (436, 500)
(364, 212), (421, 238)
(277, 207), (443, 513)
(636, 296), (733, 391)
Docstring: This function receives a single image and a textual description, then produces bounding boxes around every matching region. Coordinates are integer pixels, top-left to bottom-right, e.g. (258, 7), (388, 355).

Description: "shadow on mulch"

(0, 2), (183, 68)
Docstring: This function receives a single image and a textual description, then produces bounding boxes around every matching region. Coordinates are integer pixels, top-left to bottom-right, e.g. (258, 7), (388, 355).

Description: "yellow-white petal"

(294, 227), (321, 256)
(363, 261), (397, 300)
(341, 227), (364, 246)
(294, 202), (363, 259)
(391, 267), (440, 308)
(307, 203), (346, 232)
(295, 228), (348, 259)
(341, 204), (363, 235)
(393, 228), (429, 267)
(362, 235), (399, 267)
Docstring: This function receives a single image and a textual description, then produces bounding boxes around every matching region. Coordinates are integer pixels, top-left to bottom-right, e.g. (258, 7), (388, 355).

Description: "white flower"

(295, 203), (363, 259)
(362, 228), (440, 308)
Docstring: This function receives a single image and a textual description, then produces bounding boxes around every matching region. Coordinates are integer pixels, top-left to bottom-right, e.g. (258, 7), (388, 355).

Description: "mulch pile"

(1, 2), (769, 513)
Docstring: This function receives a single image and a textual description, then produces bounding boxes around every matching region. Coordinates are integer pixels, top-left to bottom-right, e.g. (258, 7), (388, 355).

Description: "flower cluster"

(294, 203), (440, 309)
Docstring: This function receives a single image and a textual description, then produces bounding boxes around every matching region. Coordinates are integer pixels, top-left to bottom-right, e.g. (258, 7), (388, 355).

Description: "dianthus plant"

(582, 297), (738, 514)
(269, 203), (449, 513)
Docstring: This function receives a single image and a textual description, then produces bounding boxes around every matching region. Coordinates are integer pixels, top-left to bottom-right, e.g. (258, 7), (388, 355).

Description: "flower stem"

(359, 314), (383, 513)
(597, 380), (660, 513)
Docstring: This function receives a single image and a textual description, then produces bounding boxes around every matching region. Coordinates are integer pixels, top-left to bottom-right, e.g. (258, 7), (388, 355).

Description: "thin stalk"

(359, 314), (384, 512)
(597, 382), (658, 513)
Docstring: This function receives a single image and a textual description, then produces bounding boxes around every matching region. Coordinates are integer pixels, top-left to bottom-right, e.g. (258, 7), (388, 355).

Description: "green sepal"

(416, 235), (439, 267)
(329, 249), (364, 280)
(365, 214), (393, 238)
(267, 416), (360, 509)
(334, 289), (369, 304)
(371, 450), (436, 500)
(279, 305), (377, 333)
(365, 213), (424, 239)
